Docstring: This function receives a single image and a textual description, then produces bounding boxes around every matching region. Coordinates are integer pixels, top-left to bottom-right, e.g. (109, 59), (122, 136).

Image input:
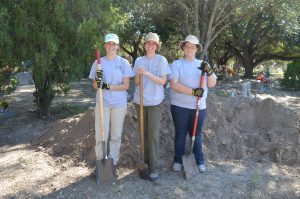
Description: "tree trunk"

(35, 80), (54, 118)
(244, 65), (254, 78)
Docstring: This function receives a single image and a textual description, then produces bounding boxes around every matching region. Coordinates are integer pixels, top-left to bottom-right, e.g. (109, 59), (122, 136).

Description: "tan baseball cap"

(143, 32), (162, 51)
(179, 35), (202, 52)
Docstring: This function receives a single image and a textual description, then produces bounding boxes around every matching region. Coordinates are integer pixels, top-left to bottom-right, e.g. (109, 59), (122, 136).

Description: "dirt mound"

(33, 98), (175, 169)
(33, 93), (300, 168)
(205, 94), (300, 166)
(32, 108), (96, 165)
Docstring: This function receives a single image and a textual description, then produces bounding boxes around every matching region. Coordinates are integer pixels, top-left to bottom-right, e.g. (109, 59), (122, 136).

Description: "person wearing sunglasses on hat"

(88, 33), (134, 177)
(169, 35), (217, 174)
(133, 32), (171, 181)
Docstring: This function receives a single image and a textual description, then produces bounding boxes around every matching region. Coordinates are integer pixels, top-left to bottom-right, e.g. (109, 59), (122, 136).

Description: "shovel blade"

(96, 158), (114, 185)
(182, 153), (199, 180)
(137, 162), (149, 180)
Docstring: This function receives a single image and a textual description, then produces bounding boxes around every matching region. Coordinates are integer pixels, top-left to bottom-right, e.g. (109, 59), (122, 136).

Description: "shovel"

(95, 49), (113, 185)
(182, 65), (206, 180)
(136, 73), (149, 179)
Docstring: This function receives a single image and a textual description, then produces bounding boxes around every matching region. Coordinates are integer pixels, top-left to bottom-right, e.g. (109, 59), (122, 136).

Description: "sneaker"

(113, 165), (119, 177)
(149, 172), (159, 181)
(198, 164), (206, 173)
(173, 163), (182, 172)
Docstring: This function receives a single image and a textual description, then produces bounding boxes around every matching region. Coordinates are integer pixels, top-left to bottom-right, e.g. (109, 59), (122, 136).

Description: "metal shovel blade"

(137, 162), (149, 180)
(182, 152), (199, 180)
(96, 158), (114, 185)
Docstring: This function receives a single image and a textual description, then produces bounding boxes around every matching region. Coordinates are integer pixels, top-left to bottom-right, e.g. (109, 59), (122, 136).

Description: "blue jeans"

(171, 105), (206, 165)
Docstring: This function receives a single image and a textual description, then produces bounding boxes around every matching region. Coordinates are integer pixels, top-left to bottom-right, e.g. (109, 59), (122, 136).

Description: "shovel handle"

(190, 69), (205, 151)
(139, 74), (145, 161)
(96, 49), (106, 157)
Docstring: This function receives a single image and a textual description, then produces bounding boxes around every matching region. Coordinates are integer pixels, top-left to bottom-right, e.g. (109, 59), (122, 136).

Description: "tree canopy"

(226, 0), (300, 77)
(0, 0), (115, 116)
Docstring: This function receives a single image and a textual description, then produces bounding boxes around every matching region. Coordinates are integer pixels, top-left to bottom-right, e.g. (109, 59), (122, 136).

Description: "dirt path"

(0, 79), (299, 199)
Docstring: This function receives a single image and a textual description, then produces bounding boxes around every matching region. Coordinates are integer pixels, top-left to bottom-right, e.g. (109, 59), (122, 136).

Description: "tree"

(208, 29), (233, 67)
(281, 59), (300, 90)
(0, 5), (13, 68)
(226, 0), (300, 77)
(155, 0), (247, 58)
(112, 0), (159, 64)
(0, 0), (114, 117)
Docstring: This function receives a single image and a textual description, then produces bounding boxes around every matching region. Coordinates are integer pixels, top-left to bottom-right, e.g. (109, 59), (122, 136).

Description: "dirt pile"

(33, 93), (300, 169)
(32, 108), (95, 165)
(205, 94), (300, 165)
(33, 98), (175, 169)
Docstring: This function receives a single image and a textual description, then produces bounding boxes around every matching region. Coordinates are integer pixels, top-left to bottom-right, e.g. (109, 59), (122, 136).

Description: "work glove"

(199, 61), (213, 76)
(192, 88), (204, 97)
(96, 69), (103, 80)
(95, 78), (101, 88)
(102, 82), (110, 90)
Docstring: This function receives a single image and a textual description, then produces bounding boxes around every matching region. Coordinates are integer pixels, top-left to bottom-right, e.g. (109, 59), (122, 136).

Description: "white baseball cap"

(104, 33), (119, 44)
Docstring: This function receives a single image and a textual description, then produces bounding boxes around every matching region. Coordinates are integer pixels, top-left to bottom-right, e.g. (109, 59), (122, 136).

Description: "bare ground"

(0, 79), (299, 199)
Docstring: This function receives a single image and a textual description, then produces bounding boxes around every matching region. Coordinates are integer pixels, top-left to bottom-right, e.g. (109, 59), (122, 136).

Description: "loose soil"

(0, 79), (299, 199)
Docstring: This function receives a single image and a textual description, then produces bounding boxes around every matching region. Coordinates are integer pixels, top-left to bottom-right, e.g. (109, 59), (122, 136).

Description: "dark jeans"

(171, 105), (206, 165)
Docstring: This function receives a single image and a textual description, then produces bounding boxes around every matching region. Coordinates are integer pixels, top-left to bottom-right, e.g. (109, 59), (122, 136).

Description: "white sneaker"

(173, 163), (182, 172)
(198, 164), (206, 173)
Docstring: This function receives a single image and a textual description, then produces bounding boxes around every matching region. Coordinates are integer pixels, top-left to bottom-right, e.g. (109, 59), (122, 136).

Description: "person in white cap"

(133, 32), (171, 181)
(169, 35), (217, 173)
(88, 33), (134, 176)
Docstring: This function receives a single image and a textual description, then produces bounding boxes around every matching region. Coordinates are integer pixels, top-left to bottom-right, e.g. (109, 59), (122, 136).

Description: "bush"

(0, 66), (18, 96)
(281, 60), (300, 90)
(0, 100), (9, 110)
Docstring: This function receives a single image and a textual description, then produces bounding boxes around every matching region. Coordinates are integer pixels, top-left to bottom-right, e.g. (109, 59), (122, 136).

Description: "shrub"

(0, 100), (9, 110)
(281, 60), (300, 90)
(0, 66), (17, 96)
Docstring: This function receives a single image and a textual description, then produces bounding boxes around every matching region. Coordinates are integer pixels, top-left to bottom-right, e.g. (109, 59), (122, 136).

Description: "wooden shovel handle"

(96, 49), (106, 146)
(139, 74), (144, 160)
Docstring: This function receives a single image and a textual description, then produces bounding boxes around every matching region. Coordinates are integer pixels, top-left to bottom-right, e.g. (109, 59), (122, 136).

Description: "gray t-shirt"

(89, 56), (134, 107)
(169, 58), (216, 110)
(133, 54), (170, 106)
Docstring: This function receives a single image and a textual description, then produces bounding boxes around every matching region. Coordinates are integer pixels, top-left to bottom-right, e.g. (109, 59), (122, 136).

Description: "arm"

(170, 78), (194, 95)
(207, 74), (217, 88)
(92, 79), (98, 90)
(94, 77), (130, 91)
(144, 71), (167, 85)
(136, 67), (167, 85)
(109, 77), (130, 91)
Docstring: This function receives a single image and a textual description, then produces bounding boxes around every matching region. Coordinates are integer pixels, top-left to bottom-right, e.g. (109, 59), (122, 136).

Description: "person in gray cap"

(169, 35), (217, 173)
(89, 33), (134, 177)
(133, 32), (170, 181)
